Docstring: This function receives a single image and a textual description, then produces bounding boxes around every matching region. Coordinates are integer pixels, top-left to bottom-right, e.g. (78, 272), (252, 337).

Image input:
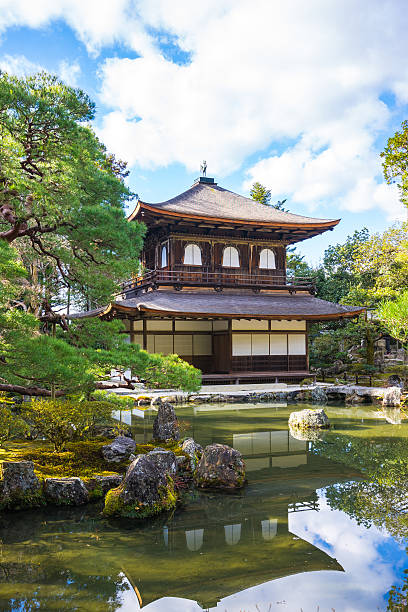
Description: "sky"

(0, 0), (407, 264)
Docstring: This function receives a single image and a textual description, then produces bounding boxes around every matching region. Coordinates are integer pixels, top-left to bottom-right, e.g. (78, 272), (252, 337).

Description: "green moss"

(135, 440), (185, 456)
(103, 477), (177, 519)
(0, 440), (127, 479)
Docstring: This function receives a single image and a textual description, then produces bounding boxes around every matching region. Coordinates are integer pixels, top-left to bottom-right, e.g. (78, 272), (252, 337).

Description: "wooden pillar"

(228, 318), (232, 373)
(142, 317), (147, 350)
(306, 321), (310, 372)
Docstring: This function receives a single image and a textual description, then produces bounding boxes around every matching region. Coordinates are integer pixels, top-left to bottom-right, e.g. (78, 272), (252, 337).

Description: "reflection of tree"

(312, 433), (408, 541)
(0, 566), (129, 611)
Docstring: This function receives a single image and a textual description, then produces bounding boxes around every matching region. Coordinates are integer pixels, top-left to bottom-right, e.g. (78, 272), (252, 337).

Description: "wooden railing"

(123, 268), (315, 293)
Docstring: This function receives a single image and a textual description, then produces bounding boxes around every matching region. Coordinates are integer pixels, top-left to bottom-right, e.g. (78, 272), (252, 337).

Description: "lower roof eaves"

(70, 290), (364, 321)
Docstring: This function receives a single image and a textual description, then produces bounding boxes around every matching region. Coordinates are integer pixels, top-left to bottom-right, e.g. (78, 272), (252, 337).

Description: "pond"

(1, 402), (408, 611)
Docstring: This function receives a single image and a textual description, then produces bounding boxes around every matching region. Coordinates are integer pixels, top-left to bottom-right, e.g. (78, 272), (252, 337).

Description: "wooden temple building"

(80, 176), (364, 383)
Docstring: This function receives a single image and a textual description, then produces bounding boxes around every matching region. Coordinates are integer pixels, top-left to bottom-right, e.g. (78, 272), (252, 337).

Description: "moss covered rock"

(0, 461), (44, 511)
(102, 436), (136, 463)
(103, 454), (177, 519)
(152, 401), (180, 441)
(194, 443), (246, 490)
(44, 477), (89, 506)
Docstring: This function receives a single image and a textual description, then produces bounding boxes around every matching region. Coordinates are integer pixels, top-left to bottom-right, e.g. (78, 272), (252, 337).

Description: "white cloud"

(0, 53), (43, 76)
(0, 0), (407, 218)
(58, 59), (81, 86)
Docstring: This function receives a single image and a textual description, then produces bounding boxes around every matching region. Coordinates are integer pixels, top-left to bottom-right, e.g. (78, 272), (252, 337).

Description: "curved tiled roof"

(104, 290), (364, 320)
(130, 180), (339, 228)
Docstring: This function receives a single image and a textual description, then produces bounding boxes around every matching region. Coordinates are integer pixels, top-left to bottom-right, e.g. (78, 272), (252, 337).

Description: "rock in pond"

(311, 386), (328, 403)
(102, 436), (136, 463)
(388, 374), (404, 389)
(194, 443), (246, 490)
(0, 461), (43, 510)
(382, 386), (401, 407)
(45, 477), (89, 506)
(181, 437), (203, 470)
(153, 401), (180, 441)
(288, 408), (330, 429)
(103, 454), (177, 519)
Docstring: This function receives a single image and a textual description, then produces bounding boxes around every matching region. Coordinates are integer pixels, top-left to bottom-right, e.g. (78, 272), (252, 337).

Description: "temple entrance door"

(213, 333), (231, 373)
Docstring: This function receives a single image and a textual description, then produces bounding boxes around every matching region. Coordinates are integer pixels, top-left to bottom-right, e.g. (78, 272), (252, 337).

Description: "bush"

(91, 390), (135, 410)
(23, 399), (114, 451)
(144, 354), (201, 392)
(0, 405), (28, 447)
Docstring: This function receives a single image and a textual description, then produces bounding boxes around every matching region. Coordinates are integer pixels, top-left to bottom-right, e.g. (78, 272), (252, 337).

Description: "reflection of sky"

(120, 488), (408, 612)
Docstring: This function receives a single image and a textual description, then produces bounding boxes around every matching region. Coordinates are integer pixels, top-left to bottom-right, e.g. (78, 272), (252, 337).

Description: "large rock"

(311, 386), (328, 403)
(288, 408), (330, 429)
(388, 374), (404, 389)
(194, 443), (246, 490)
(103, 454), (177, 518)
(382, 386), (401, 407)
(181, 437), (203, 470)
(0, 461), (43, 510)
(102, 436), (136, 463)
(44, 477), (89, 506)
(153, 402), (180, 441)
(147, 448), (177, 476)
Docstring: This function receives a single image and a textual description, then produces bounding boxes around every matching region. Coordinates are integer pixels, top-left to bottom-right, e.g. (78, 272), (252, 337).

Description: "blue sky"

(0, 0), (407, 264)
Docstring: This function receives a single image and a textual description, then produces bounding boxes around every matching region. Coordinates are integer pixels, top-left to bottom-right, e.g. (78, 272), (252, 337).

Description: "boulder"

(152, 402), (180, 441)
(103, 454), (177, 518)
(194, 443), (246, 490)
(0, 461), (43, 510)
(288, 408), (330, 429)
(147, 448), (177, 476)
(388, 374), (404, 389)
(102, 435), (136, 463)
(181, 437), (203, 470)
(382, 386), (401, 407)
(44, 477), (89, 506)
(311, 386), (328, 403)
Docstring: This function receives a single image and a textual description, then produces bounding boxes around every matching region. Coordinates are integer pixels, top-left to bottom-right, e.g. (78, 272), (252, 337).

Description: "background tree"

(0, 71), (144, 309)
(377, 291), (408, 346)
(0, 72), (201, 396)
(381, 119), (408, 208)
(250, 182), (287, 209)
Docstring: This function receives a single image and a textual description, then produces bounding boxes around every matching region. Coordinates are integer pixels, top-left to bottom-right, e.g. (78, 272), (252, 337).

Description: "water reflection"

(1, 403), (408, 611)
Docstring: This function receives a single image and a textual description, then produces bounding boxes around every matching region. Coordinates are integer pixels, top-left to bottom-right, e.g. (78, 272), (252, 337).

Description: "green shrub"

(23, 399), (114, 451)
(0, 405), (28, 447)
(144, 354), (201, 392)
(91, 390), (136, 410)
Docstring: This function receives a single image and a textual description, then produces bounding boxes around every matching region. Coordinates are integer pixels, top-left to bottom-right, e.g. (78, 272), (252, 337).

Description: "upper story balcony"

(123, 265), (316, 295)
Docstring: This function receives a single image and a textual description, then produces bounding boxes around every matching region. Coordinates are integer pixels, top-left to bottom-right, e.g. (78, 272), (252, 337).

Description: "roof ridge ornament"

(200, 160), (207, 176)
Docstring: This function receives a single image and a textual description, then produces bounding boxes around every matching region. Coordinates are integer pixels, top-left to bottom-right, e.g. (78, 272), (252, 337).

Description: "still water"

(1, 402), (408, 611)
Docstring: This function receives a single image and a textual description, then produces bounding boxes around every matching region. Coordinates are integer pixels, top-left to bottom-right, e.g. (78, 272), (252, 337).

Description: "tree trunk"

(0, 384), (64, 396)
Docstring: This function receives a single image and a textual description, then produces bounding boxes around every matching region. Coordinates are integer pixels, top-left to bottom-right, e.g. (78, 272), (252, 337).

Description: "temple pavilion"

(79, 176), (364, 383)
